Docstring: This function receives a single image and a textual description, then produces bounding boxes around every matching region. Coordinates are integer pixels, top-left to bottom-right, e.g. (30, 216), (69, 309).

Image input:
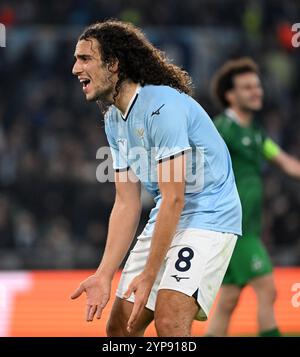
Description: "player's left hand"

(123, 272), (155, 333)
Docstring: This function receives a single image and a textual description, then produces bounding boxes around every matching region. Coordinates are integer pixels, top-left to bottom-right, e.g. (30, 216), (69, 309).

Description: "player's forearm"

(143, 197), (184, 279)
(96, 200), (141, 279)
(273, 151), (300, 179)
(285, 157), (300, 179)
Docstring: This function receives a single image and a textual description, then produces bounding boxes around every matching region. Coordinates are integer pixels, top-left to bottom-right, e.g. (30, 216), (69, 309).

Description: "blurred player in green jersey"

(206, 58), (300, 337)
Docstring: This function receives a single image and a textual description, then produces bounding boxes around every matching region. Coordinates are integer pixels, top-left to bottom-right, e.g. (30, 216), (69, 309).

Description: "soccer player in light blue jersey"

(71, 20), (242, 337)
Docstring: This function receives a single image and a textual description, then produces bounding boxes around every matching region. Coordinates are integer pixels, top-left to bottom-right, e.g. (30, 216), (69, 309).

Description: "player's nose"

(72, 60), (82, 76)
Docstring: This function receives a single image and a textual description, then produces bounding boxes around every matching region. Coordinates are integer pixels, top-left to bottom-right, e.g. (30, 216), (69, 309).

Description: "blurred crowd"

(0, 0), (300, 269)
(0, 0), (299, 28)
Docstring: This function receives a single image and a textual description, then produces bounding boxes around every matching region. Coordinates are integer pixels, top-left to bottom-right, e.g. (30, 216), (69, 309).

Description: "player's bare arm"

(271, 150), (300, 179)
(124, 154), (185, 332)
(71, 169), (141, 321)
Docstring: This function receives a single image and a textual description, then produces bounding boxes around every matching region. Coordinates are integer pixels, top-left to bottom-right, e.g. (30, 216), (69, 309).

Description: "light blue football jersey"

(104, 85), (242, 236)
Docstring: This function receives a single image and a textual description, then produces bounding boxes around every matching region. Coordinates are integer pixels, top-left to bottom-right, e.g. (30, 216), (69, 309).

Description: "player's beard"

(93, 77), (120, 114)
(94, 85), (116, 114)
(89, 73), (117, 104)
(96, 98), (111, 115)
(87, 84), (113, 102)
(239, 95), (263, 113)
(239, 100), (262, 114)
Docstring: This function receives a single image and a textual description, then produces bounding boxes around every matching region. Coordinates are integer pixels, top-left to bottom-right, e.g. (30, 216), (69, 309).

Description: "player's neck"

(113, 81), (140, 115)
(228, 106), (253, 127)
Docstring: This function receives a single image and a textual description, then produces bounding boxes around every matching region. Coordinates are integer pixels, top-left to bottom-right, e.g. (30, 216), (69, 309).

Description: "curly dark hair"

(211, 57), (259, 108)
(79, 20), (193, 101)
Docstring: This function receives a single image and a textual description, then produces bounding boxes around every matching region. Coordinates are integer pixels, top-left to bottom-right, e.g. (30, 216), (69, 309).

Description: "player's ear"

(107, 59), (119, 74)
(225, 89), (235, 106)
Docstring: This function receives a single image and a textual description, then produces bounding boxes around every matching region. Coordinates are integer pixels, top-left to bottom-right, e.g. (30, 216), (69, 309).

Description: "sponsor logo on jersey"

(151, 104), (165, 117)
(171, 274), (190, 282)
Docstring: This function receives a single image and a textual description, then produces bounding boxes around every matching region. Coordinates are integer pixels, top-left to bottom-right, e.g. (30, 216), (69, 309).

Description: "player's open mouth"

(79, 78), (91, 92)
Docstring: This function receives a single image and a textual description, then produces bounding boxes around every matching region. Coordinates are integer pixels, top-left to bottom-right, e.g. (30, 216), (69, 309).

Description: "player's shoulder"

(141, 85), (189, 107)
(104, 106), (119, 133)
(213, 112), (232, 129)
(104, 105), (117, 121)
(139, 85), (192, 125)
(213, 112), (238, 142)
(253, 117), (266, 134)
(141, 84), (183, 97)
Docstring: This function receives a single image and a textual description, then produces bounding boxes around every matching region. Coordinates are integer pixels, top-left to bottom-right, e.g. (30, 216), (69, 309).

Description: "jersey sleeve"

(148, 102), (191, 162)
(104, 120), (129, 172)
(262, 137), (281, 161)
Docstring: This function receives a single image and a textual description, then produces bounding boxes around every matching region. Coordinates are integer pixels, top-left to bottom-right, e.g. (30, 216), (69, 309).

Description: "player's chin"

(248, 100), (263, 111)
(252, 104), (263, 111)
(85, 92), (97, 102)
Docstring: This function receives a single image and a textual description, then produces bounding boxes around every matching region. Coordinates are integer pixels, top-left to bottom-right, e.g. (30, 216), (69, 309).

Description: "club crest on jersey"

(135, 128), (144, 139)
(135, 128), (146, 146)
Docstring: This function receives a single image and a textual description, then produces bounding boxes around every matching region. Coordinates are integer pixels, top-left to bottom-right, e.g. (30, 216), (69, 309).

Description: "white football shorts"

(116, 228), (237, 320)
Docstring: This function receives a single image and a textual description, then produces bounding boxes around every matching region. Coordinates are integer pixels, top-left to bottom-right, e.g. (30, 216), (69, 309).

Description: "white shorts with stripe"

(116, 228), (237, 320)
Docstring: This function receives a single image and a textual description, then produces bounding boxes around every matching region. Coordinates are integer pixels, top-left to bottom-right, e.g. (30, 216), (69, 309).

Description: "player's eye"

(76, 55), (90, 62)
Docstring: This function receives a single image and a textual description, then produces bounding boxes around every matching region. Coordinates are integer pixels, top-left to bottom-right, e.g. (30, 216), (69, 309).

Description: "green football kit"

(214, 109), (280, 286)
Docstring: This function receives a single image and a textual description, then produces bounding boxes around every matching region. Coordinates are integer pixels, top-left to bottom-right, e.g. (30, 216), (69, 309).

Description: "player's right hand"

(70, 274), (111, 322)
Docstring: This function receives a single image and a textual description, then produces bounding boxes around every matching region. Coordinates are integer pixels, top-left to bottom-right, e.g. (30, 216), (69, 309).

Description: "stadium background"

(0, 0), (299, 336)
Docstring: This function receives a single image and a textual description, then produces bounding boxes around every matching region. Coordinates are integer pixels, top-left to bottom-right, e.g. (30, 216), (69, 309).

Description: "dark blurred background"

(0, 0), (300, 269)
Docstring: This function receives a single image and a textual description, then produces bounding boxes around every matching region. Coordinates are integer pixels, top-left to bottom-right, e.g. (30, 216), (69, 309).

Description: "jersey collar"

(225, 108), (254, 128)
(225, 108), (241, 125)
(120, 84), (141, 121)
